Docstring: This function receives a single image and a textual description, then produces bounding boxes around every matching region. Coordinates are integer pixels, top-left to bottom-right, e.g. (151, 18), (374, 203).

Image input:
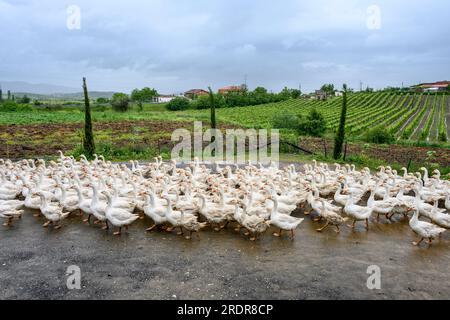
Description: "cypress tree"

(208, 87), (216, 157)
(82, 77), (95, 158)
(208, 87), (216, 130)
(0, 87), (3, 102)
(7, 90), (11, 100)
(333, 84), (347, 160)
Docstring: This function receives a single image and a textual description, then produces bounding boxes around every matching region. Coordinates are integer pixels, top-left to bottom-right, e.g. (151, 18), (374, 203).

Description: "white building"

(154, 95), (177, 103)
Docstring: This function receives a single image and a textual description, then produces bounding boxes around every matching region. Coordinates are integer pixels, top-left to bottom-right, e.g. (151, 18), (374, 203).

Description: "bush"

(0, 100), (32, 112)
(272, 114), (300, 129)
(364, 127), (395, 144)
(166, 97), (190, 111)
(192, 94), (226, 110)
(298, 109), (327, 137)
(96, 97), (109, 104)
(111, 93), (130, 112)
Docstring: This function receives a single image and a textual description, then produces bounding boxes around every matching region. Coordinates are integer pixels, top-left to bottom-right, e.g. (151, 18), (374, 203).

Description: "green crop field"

(1, 92), (449, 146)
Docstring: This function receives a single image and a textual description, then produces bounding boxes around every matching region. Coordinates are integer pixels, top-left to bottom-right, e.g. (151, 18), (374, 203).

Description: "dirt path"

(1, 203), (449, 300)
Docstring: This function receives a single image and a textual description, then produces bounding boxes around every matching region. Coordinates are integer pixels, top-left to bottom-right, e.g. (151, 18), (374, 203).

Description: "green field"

(2, 92), (448, 146)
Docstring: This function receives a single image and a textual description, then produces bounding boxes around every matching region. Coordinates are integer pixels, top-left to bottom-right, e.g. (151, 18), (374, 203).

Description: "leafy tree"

(111, 93), (130, 112)
(253, 87), (268, 95)
(290, 89), (301, 99)
(333, 84), (347, 159)
(82, 77), (95, 157)
(279, 87), (292, 100)
(131, 87), (158, 111)
(166, 97), (190, 111)
(298, 109), (327, 137)
(0, 88), (2, 102)
(96, 97), (109, 104)
(320, 84), (335, 95)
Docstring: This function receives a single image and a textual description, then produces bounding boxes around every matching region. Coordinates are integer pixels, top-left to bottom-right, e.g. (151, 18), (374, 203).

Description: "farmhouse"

(413, 81), (450, 92)
(154, 94), (177, 103)
(315, 90), (328, 100)
(184, 89), (209, 99)
(218, 85), (244, 95)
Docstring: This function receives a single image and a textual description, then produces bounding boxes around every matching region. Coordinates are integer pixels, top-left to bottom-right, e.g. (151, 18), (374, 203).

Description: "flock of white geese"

(0, 152), (449, 247)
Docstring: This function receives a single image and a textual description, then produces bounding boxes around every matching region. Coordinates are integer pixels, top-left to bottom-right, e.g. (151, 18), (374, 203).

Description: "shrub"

(364, 127), (395, 144)
(111, 93), (130, 112)
(166, 97), (190, 111)
(298, 109), (327, 137)
(272, 114), (300, 129)
(96, 97), (109, 104)
(0, 100), (32, 112)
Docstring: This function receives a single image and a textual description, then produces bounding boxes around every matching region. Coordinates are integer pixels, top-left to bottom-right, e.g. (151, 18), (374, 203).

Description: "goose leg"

(249, 232), (256, 241)
(412, 237), (424, 246)
(290, 229), (295, 240)
(335, 225), (341, 234)
(376, 213), (380, 222)
(43, 220), (51, 227)
(234, 224), (241, 232)
(3, 217), (13, 227)
(113, 227), (121, 236)
(54, 222), (62, 230)
(83, 214), (91, 224)
(220, 221), (229, 230)
(273, 229), (282, 237)
(347, 220), (356, 229)
(213, 223), (220, 232)
(365, 219), (369, 230)
(177, 227), (184, 235)
(316, 222), (329, 232)
(427, 238), (433, 246)
(185, 231), (192, 240)
(102, 221), (109, 230)
(146, 224), (156, 232)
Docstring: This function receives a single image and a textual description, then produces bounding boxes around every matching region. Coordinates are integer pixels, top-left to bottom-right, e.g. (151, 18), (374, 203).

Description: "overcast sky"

(0, 0), (449, 93)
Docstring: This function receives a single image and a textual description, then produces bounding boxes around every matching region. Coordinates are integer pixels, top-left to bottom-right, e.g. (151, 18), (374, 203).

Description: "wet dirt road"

(1, 207), (449, 300)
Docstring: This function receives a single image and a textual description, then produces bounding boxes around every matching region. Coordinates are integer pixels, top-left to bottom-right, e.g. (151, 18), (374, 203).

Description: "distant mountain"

(0, 81), (79, 94)
(9, 91), (116, 100)
(0, 81), (116, 100)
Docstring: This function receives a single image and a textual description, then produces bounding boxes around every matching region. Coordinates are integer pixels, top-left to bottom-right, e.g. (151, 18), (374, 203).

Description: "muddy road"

(0, 206), (449, 300)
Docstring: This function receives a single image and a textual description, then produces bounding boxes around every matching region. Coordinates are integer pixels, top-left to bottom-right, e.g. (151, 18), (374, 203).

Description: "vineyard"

(185, 92), (450, 145)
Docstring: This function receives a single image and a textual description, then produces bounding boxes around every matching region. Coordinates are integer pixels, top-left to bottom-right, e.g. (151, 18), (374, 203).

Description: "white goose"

(36, 191), (70, 229)
(409, 209), (446, 247)
(344, 193), (373, 230)
(268, 195), (304, 240)
(102, 191), (139, 236)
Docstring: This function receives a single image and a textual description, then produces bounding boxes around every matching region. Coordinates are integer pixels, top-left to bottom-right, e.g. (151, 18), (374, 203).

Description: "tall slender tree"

(7, 90), (11, 100)
(82, 77), (95, 157)
(208, 87), (216, 130)
(333, 84), (347, 159)
(0, 86), (3, 102)
(208, 87), (216, 157)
